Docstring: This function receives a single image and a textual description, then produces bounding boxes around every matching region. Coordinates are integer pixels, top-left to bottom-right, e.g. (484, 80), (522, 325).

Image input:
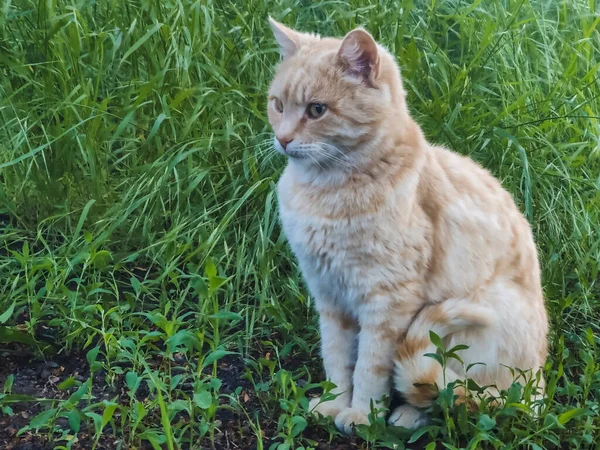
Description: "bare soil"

(0, 348), (363, 449)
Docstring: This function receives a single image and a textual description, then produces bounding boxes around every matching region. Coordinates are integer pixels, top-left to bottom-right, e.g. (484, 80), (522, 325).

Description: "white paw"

(388, 404), (428, 429)
(334, 407), (370, 435)
(308, 395), (349, 420)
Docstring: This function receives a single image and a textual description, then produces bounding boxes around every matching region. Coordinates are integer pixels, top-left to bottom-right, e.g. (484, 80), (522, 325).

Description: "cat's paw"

(308, 396), (349, 420)
(334, 407), (370, 435)
(388, 404), (428, 429)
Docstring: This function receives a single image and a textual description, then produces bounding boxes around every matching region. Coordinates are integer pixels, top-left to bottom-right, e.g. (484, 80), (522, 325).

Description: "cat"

(267, 18), (548, 434)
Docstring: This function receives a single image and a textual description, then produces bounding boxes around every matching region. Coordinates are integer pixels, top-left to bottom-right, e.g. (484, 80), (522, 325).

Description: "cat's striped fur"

(267, 19), (548, 433)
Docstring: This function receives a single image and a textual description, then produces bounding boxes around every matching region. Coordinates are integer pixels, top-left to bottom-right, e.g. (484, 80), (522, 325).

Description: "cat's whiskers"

(306, 152), (327, 172)
(296, 144), (341, 168)
(316, 151), (356, 170)
(308, 143), (365, 173)
(235, 140), (281, 167)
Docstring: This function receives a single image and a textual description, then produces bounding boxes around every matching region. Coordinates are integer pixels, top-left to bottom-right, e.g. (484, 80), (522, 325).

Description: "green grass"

(1, 0), (599, 448)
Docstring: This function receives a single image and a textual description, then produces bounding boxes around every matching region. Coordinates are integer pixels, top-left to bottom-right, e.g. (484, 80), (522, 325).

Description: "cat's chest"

(281, 207), (378, 295)
(283, 212), (366, 271)
(277, 169), (431, 305)
(279, 195), (423, 293)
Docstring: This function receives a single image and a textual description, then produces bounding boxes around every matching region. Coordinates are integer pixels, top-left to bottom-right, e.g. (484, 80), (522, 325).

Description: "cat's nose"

(276, 136), (293, 150)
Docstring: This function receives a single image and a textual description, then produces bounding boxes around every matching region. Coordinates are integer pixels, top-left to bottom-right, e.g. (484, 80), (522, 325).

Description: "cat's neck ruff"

(286, 117), (427, 192)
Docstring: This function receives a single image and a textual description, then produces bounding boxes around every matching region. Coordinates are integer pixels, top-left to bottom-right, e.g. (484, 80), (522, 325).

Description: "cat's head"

(267, 19), (408, 169)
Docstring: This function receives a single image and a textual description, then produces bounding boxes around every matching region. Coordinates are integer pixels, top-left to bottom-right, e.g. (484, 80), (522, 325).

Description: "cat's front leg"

(309, 305), (358, 420)
(335, 299), (417, 434)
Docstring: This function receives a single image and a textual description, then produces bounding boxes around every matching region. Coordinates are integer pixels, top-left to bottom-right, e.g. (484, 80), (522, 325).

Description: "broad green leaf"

(29, 408), (57, 429)
(91, 250), (112, 269)
(165, 329), (199, 351)
(86, 347), (100, 368)
(506, 383), (522, 404)
(543, 413), (563, 429)
(448, 344), (469, 353)
(138, 430), (167, 450)
(0, 327), (56, 354)
(130, 276), (142, 294)
(1, 394), (41, 403)
(424, 352), (443, 366)
(102, 402), (119, 427)
(467, 378), (483, 392)
(446, 352), (464, 364)
(4, 374), (13, 392)
(126, 371), (140, 392)
(167, 399), (190, 414)
(209, 276), (229, 292)
(194, 391), (212, 409)
(67, 380), (90, 406)
(191, 277), (209, 299)
(208, 377), (222, 391)
(291, 416), (307, 437)
(429, 331), (443, 350)
(202, 350), (236, 369)
(68, 410), (81, 433)
(0, 301), (16, 324)
(135, 401), (147, 421)
(476, 414), (496, 431)
(170, 374), (183, 390)
(58, 377), (77, 390)
(408, 425), (437, 442)
(205, 258), (217, 279)
(85, 411), (103, 434)
(558, 408), (584, 424)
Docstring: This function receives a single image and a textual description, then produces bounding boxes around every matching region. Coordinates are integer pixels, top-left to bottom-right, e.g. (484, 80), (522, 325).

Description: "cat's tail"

(393, 298), (494, 408)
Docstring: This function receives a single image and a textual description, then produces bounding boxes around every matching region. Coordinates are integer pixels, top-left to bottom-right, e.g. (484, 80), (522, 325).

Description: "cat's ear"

(269, 17), (302, 59)
(337, 29), (380, 82)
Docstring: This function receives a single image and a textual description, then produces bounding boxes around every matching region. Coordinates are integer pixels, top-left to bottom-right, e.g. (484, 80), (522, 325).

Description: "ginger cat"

(267, 19), (548, 434)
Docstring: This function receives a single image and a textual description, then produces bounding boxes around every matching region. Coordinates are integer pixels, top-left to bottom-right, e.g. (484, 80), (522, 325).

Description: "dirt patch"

(0, 348), (367, 449)
(0, 347), (124, 450)
(205, 354), (364, 450)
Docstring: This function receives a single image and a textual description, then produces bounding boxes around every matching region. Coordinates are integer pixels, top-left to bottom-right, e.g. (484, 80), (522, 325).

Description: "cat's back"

(421, 144), (529, 236)
(420, 144), (543, 302)
(427, 145), (515, 210)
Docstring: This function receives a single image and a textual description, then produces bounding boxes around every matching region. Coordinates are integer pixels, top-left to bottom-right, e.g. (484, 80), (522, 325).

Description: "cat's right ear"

(269, 17), (301, 59)
(337, 28), (380, 83)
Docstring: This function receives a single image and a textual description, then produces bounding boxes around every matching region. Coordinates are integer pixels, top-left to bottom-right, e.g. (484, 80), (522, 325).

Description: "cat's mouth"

(283, 148), (307, 159)
(273, 137), (307, 159)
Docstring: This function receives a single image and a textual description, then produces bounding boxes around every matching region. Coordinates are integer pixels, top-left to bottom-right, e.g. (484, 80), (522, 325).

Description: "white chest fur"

(277, 167), (431, 312)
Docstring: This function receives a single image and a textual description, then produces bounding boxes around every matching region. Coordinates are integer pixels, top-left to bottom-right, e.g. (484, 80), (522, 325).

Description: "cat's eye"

(307, 102), (327, 119)
(274, 98), (284, 113)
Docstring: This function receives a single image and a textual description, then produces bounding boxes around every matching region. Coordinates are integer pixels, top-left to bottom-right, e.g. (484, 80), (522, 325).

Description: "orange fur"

(268, 19), (548, 433)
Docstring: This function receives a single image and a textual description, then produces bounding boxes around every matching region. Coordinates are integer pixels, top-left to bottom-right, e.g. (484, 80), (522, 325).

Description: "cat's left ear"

(337, 28), (380, 83)
(269, 17), (302, 59)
